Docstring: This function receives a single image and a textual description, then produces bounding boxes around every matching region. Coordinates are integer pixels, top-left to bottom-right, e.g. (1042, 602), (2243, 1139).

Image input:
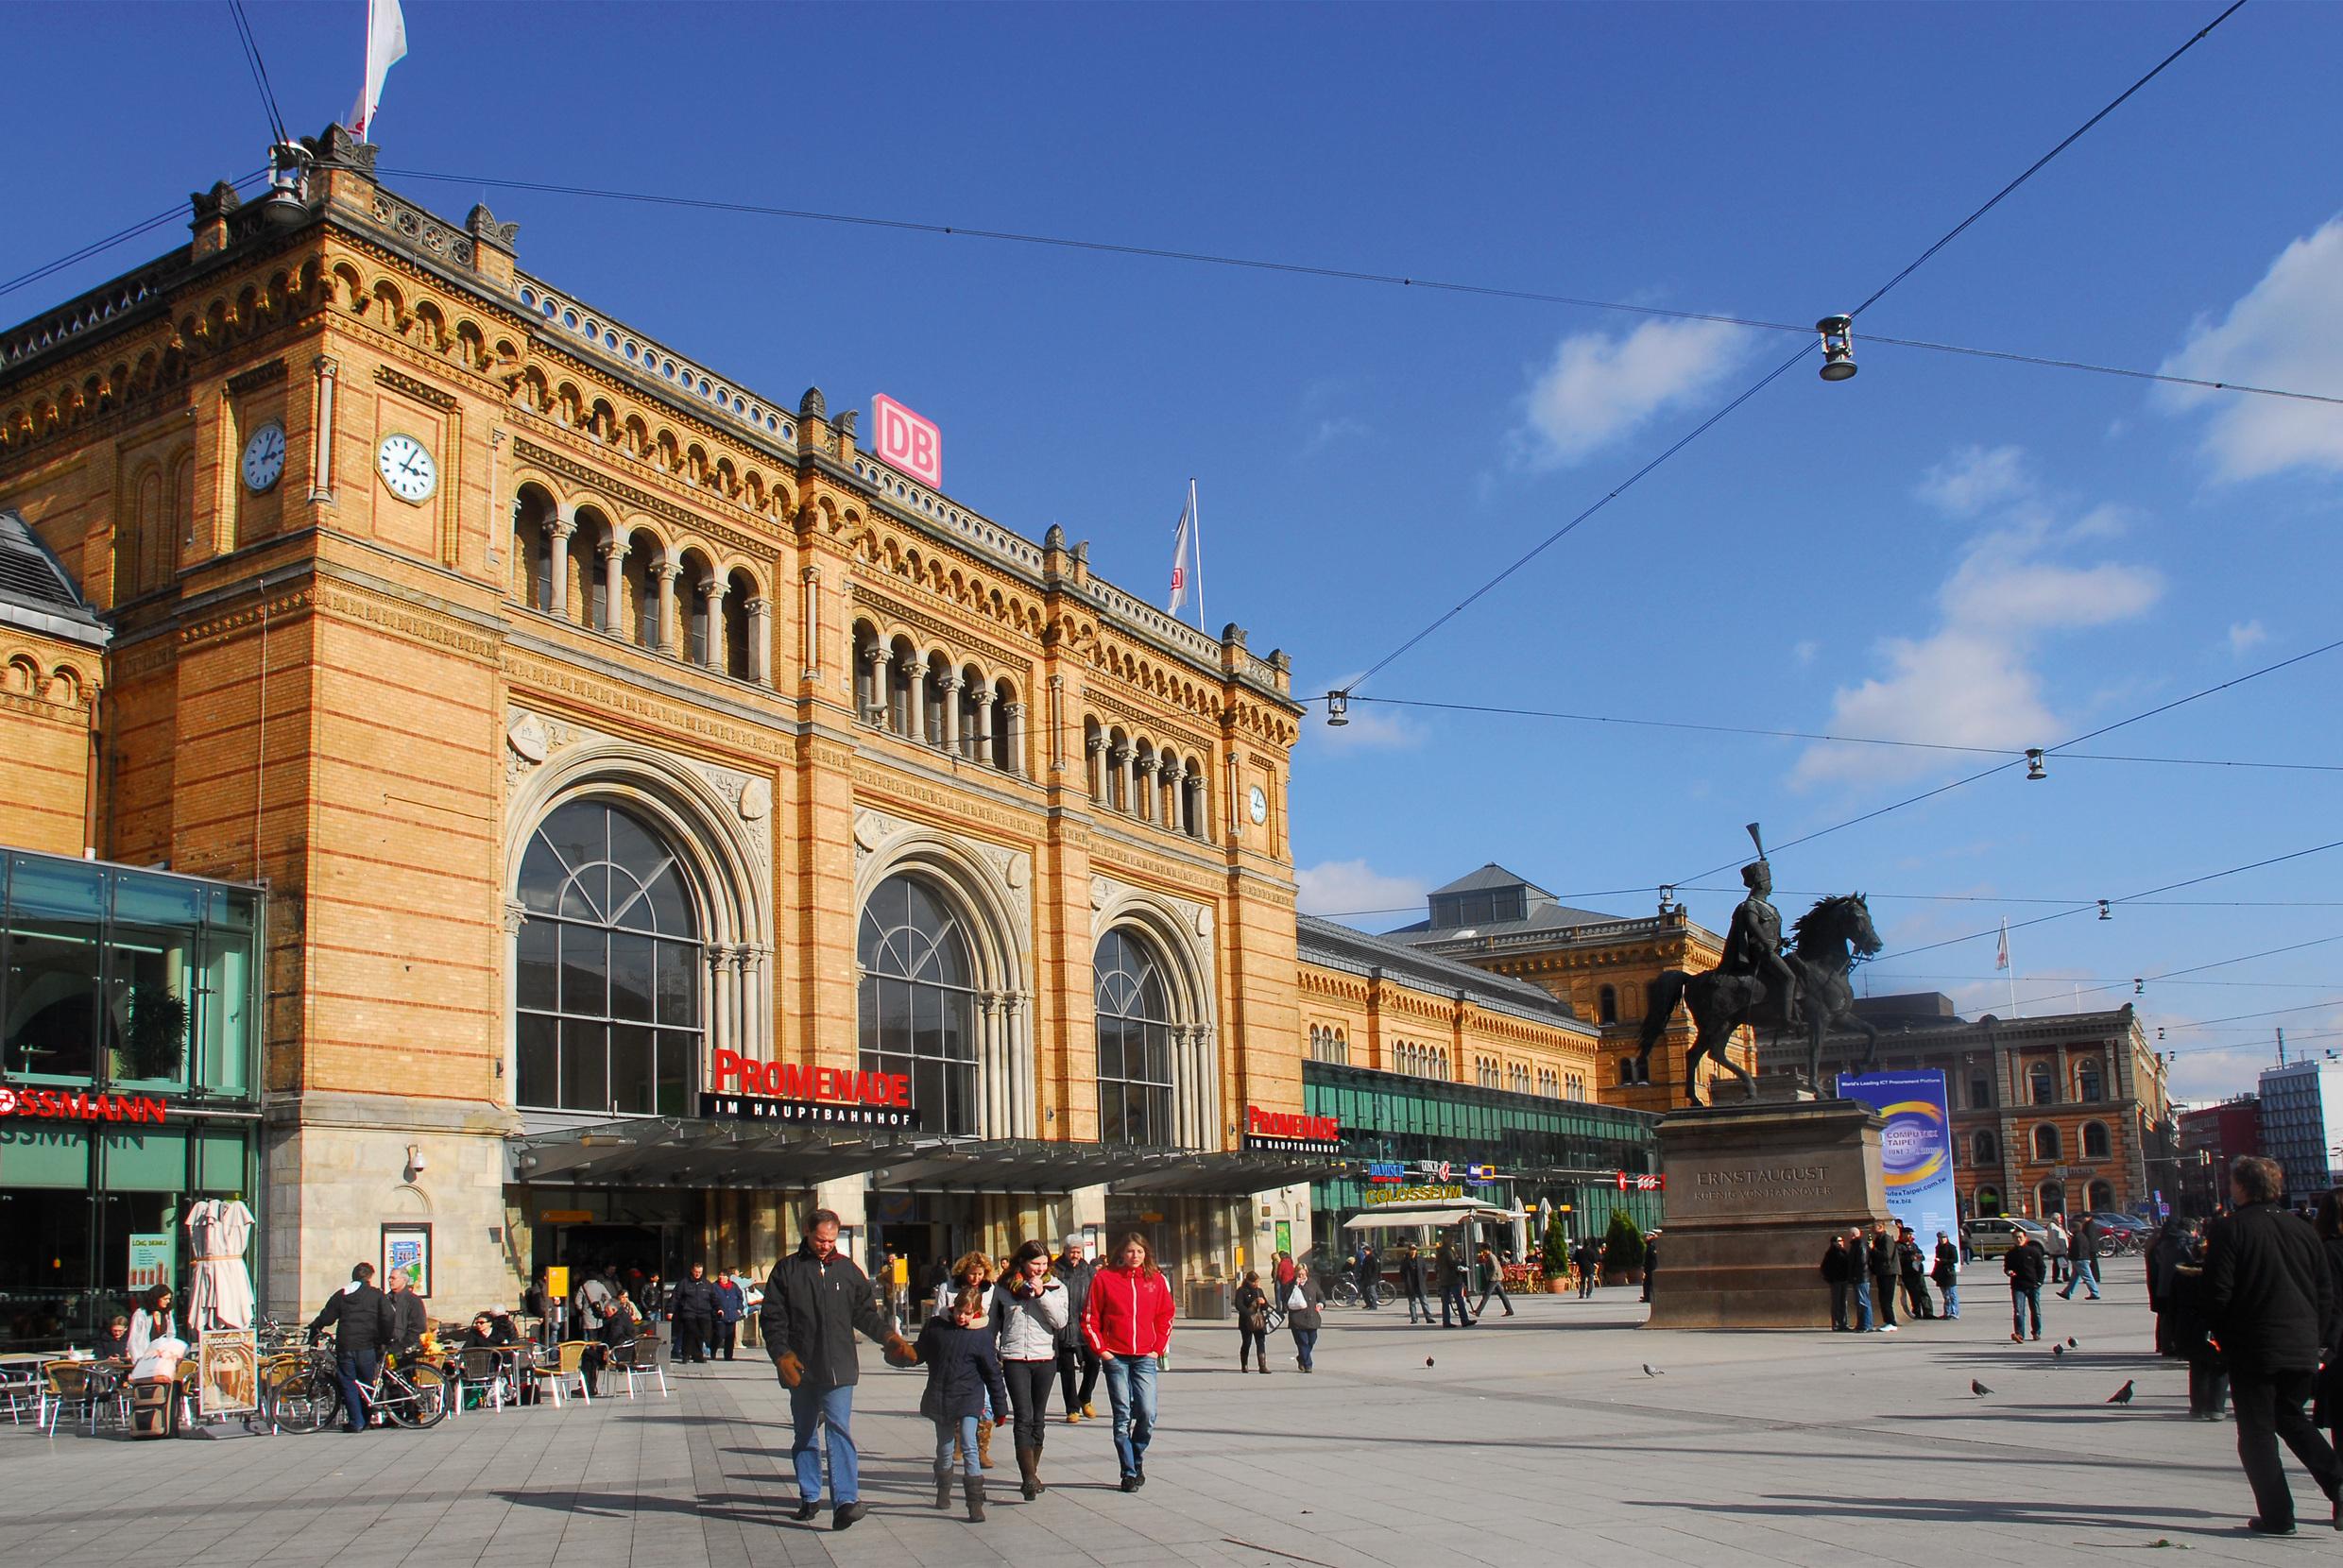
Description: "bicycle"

(263, 1345), (349, 1435)
(1326, 1276), (1361, 1308)
(365, 1348), (449, 1429)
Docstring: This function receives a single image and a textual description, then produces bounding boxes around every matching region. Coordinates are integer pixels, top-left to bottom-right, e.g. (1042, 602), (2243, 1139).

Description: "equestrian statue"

(1633, 824), (1883, 1105)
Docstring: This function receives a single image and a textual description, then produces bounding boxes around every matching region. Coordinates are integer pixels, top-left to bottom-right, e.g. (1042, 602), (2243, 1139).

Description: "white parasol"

(184, 1198), (255, 1335)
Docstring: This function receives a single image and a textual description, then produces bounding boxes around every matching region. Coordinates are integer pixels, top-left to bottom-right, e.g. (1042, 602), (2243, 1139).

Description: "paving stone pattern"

(0, 1259), (2318, 1566)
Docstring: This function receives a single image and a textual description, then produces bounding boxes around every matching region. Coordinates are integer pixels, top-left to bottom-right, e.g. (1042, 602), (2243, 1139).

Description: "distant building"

(2176, 1096), (2261, 1217)
(1759, 992), (2172, 1220)
(2255, 1061), (2343, 1205)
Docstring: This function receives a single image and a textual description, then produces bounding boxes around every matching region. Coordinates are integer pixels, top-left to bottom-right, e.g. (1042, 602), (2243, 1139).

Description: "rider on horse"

(1719, 859), (1801, 1031)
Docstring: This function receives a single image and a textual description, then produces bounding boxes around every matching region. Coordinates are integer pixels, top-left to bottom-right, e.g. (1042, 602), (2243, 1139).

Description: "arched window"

(1598, 985), (1619, 1026)
(513, 486), (556, 612)
(2028, 1063), (2056, 1105)
(625, 532), (660, 649)
(2081, 1121), (2111, 1160)
(1973, 1185), (2003, 1217)
(514, 800), (700, 1115)
(2032, 1123), (2061, 1162)
(2087, 1179), (2115, 1212)
(1974, 1130), (1999, 1166)
(1095, 929), (1175, 1148)
(990, 679), (1017, 773)
(723, 570), (753, 679)
(2036, 1181), (2066, 1219)
(853, 622), (886, 723)
(2078, 1061), (2105, 1102)
(857, 874), (978, 1136)
(1970, 1074), (1993, 1110)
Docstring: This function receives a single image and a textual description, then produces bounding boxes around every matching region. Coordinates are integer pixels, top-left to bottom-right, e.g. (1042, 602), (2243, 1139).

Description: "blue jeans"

(2059, 1257), (2100, 1300)
(1442, 1284), (1474, 1325)
(932, 1414), (981, 1479)
(789, 1382), (859, 1505)
(1852, 1275), (1873, 1332)
(1101, 1354), (1157, 1477)
(1940, 1282), (1960, 1319)
(335, 1346), (381, 1431)
(2011, 1283), (2043, 1337)
(1291, 1326), (1319, 1370)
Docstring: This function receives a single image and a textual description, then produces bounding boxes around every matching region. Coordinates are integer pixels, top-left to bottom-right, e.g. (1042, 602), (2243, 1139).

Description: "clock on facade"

(239, 420), (286, 493)
(375, 433), (437, 503)
(1248, 786), (1269, 826)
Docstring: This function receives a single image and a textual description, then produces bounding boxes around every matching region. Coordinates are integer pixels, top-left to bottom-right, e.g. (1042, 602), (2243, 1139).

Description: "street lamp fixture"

(2025, 748), (2047, 781)
(1325, 691), (1349, 727)
(1816, 315), (1857, 381)
(261, 141), (314, 229)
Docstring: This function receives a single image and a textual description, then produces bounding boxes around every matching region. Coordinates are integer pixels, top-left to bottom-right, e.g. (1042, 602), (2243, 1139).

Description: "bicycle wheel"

(281, 1369), (343, 1434)
(398, 1364), (449, 1429)
(1329, 1279), (1360, 1307)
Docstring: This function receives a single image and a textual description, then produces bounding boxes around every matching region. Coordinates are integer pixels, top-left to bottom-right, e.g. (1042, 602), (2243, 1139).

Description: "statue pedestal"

(1644, 1099), (1888, 1331)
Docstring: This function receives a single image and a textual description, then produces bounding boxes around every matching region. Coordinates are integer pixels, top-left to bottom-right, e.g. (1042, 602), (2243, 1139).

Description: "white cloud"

(1294, 860), (1427, 920)
(2159, 214), (2343, 480)
(1792, 448), (2162, 788)
(1792, 639), (1819, 667)
(1517, 318), (1746, 468)
(2228, 619), (2268, 656)
(1303, 415), (1368, 453)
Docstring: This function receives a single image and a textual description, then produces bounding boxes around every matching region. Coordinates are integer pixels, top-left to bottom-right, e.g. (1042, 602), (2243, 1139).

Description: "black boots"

(1017, 1444), (1045, 1499)
(964, 1476), (986, 1522)
(933, 1467), (953, 1509)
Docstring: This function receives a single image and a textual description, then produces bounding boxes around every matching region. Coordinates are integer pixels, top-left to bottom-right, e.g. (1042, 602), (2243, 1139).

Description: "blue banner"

(1837, 1070), (1957, 1245)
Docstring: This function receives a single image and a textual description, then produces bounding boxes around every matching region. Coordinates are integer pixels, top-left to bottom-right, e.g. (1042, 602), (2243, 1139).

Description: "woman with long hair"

(128, 1284), (178, 1359)
(1081, 1233), (1176, 1492)
(992, 1239), (1069, 1498)
(1233, 1270), (1270, 1374)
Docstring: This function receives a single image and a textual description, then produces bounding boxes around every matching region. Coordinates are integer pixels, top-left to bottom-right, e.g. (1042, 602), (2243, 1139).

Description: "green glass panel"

(112, 871), (203, 929)
(197, 1132), (248, 1191)
(101, 1128), (186, 1192)
(198, 931), (254, 1097)
(9, 854), (102, 919)
(0, 1122), (91, 1188)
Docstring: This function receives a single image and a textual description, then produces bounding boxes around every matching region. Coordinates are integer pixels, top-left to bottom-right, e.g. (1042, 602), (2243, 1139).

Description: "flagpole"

(1189, 477), (1206, 632)
(2003, 919), (2020, 1018)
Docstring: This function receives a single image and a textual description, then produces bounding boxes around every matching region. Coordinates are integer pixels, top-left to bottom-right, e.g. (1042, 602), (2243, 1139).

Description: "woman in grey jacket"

(993, 1240), (1070, 1498)
(1284, 1270), (1325, 1372)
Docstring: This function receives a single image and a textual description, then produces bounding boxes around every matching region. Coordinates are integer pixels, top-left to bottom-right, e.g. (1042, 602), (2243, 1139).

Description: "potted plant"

(1540, 1213), (1573, 1293)
(1600, 1208), (1647, 1287)
(116, 984), (189, 1082)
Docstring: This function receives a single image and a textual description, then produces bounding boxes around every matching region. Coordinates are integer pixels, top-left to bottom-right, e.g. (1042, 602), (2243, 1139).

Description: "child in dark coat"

(915, 1286), (1012, 1521)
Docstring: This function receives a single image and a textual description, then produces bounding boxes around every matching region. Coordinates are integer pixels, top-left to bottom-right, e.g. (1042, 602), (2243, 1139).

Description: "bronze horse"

(1633, 893), (1884, 1105)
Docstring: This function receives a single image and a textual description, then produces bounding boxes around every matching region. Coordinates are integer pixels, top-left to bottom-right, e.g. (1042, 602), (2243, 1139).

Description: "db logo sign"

(871, 394), (942, 488)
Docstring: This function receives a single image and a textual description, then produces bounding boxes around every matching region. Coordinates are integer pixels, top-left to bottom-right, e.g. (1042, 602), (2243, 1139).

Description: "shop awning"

(1343, 1200), (1519, 1231)
(869, 1139), (1350, 1198)
(509, 1117), (923, 1188)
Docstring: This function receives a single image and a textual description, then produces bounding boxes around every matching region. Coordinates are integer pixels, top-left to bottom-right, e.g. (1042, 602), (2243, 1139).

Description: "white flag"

(1995, 919), (2010, 972)
(1167, 495), (1193, 614)
(349, 0), (409, 139)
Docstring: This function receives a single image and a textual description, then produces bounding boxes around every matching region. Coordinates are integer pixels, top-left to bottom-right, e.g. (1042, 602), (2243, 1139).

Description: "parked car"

(1963, 1216), (2049, 1258)
(2085, 1210), (2151, 1236)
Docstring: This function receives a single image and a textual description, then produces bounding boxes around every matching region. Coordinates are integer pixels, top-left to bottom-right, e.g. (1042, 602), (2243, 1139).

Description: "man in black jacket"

(385, 1270), (429, 1354)
(2205, 1156), (2343, 1535)
(761, 1209), (916, 1532)
(1896, 1226), (1935, 1320)
(1821, 1235), (1853, 1331)
(1401, 1244), (1434, 1320)
(1867, 1221), (1900, 1331)
(1052, 1237), (1100, 1420)
(2061, 1215), (2105, 1302)
(669, 1263), (719, 1363)
(2005, 1229), (2047, 1341)
(309, 1262), (398, 1433)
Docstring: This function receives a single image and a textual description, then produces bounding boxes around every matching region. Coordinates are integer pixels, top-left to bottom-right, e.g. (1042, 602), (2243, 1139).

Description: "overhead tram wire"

(1981, 933), (2343, 1014)
(1327, 0), (2252, 701)
(1318, 896), (2343, 920)
(0, 171), (269, 303)
(1308, 692), (2343, 774)
(226, 0), (290, 148)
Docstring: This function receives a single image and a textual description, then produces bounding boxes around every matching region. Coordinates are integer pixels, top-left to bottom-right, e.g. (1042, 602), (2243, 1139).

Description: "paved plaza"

(4, 1257), (2323, 1568)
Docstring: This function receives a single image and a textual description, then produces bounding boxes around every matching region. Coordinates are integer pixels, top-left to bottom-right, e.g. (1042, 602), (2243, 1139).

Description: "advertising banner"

(197, 1329), (258, 1417)
(128, 1232), (174, 1290)
(1837, 1070), (1957, 1243)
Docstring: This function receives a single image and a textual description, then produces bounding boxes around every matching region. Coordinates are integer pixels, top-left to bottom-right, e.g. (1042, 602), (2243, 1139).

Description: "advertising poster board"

(197, 1329), (258, 1417)
(128, 1232), (174, 1290)
(1838, 1070), (1957, 1243)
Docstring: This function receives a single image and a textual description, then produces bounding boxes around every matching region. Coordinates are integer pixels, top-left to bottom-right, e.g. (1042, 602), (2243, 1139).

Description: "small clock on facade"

(375, 433), (438, 503)
(239, 420), (286, 493)
(1248, 786), (1269, 826)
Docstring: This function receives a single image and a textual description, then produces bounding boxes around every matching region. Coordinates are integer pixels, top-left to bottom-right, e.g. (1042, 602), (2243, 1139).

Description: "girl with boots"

(1235, 1271), (1270, 1373)
(993, 1240), (1069, 1500)
(933, 1252), (1000, 1471)
(916, 1286), (1012, 1522)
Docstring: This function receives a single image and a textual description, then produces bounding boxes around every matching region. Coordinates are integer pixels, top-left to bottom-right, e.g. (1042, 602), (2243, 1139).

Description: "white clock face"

(376, 433), (437, 503)
(1248, 786), (1269, 826)
(240, 420), (286, 493)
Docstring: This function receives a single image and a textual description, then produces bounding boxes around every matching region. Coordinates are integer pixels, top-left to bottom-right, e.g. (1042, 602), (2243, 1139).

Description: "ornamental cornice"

(315, 579), (500, 664)
(180, 587), (314, 648)
(849, 758), (1042, 842)
(372, 363), (458, 410)
(502, 649), (789, 762)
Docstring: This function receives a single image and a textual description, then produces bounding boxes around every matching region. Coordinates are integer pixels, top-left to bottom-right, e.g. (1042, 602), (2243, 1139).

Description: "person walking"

(1356, 1241), (1380, 1309)
(1821, 1234), (1853, 1331)
(2046, 1215), (2071, 1285)
(1474, 1243), (1517, 1319)
(2159, 1220), (2228, 1419)
(1572, 1236), (1600, 1300)
(2314, 1193), (2343, 1453)
(1639, 1233), (1660, 1305)
(1402, 1244), (1434, 1321)
(760, 1209), (918, 1532)
(307, 1262), (396, 1434)
(670, 1263), (719, 1363)
(1234, 1271), (1271, 1373)
(2005, 1225), (2047, 1342)
(1931, 1231), (1961, 1320)
(1896, 1226), (1935, 1321)
(1867, 1221), (1900, 1332)
(2204, 1157), (2343, 1534)
(934, 1252), (1000, 1470)
(1052, 1237), (1101, 1423)
(1286, 1265), (1325, 1372)
(713, 1269), (744, 1361)
(2061, 1215), (2104, 1302)
(1846, 1228), (1876, 1333)
(1082, 1233), (1175, 1493)
(991, 1240), (1069, 1501)
(1436, 1238), (1475, 1327)
(916, 1285), (1012, 1523)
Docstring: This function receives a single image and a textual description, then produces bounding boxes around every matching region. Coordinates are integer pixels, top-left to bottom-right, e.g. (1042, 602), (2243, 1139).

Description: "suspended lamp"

(1816, 315), (1857, 381)
(1325, 691), (1349, 727)
(2025, 749), (2047, 781)
(261, 141), (313, 229)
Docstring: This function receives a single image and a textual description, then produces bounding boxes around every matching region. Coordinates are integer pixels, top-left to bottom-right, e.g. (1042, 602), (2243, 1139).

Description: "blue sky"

(7, 3), (2339, 1108)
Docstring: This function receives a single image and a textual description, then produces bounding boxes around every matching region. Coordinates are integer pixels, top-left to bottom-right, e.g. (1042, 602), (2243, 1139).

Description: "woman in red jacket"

(1081, 1233), (1176, 1492)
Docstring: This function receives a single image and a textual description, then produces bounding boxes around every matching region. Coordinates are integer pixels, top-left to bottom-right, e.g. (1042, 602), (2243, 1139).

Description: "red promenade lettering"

(710, 1048), (911, 1109)
(0, 1086), (170, 1122)
(1246, 1106), (1340, 1143)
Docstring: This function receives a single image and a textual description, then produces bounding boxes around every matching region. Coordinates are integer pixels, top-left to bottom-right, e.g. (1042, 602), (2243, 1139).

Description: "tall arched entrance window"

(514, 800), (701, 1115)
(858, 874), (979, 1135)
(1095, 929), (1176, 1148)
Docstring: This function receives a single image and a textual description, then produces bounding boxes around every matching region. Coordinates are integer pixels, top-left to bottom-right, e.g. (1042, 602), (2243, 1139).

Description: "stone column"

(800, 566), (821, 682)
(862, 641), (892, 725)
(1005, 994), (1031, 1137)
(597, 535), (626, 634)
(933, 670), (962, 750)
(654, 561), (681, 656)
(694, 577), (721, 666)
(1046, 675), (1065, 775)
(745, 596), (771, 684)
(544, 514), (575, 619)
(1135, 756), (1159, 823)
(1108, 744), (1131, 812)
(306, 355), (339, 503)
(1162, 762), (1187, 831)
(1086, 734), (1106, 800)
(705, 944), (734, 1060)
(1000, 702), (1025, 775)
(743, 944), (770, 1057)
(970, 687), (996, 763)
(977, 993), (1001, 1136)
(895, 650), (925, 734)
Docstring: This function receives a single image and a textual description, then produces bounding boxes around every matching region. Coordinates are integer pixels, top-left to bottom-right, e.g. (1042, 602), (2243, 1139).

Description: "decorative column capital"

(545, 517), (576, 542)
(313, 353), (340, 379)
(502, 899), (528, 937)
(1086, 734), (1106, 756)
(802, 564), (821, 584)
(1108, 742), (1131, 764)
(694, 575), (721, 600)
(864, 641), (891, 665)
(1001, 702), (1024, 721)
(596, 537), (625, 563)
(744, 596), (769, 617)
(654, 559), (682, 585)
(936, 669), (962, 693)
(971, 686), (995, 708)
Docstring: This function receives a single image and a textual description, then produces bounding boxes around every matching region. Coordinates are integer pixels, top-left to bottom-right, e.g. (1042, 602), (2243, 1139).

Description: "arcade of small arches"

(1081, 716), (1210, 840)
(1394, 1040), (1449, 1080)
(850, 620), (1024, 775)
(510, 482), (771, 683)
(1308, 1025), (1349, 1065)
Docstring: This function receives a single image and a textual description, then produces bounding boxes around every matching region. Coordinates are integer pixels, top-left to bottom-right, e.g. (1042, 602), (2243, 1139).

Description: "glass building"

(1306, 1062), (1663, 1251)
(0, 848), (264, 1350)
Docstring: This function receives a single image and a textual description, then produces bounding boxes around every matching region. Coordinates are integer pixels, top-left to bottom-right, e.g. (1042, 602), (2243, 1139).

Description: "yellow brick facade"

(0, 621), (100, 855)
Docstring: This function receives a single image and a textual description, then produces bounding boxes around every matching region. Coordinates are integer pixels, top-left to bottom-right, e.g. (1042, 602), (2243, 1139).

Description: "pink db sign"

(871, 395), (942, 488)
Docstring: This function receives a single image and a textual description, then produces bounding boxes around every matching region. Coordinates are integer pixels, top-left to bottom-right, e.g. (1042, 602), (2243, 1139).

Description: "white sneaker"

(1881, 1324), (1898, 1333)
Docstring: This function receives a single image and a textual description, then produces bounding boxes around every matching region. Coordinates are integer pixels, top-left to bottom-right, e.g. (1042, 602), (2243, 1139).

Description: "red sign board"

(871, 394), (942, 488)
(704, 1048), (913, 1128)
(1614, 1171), (1665, 1192)
(0, 1085), (170, 1122)
(1243, 1105), (1342, 1154)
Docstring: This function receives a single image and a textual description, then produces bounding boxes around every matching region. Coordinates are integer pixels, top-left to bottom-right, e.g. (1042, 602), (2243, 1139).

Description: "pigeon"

(2066, 1337), (2078, 1348)
(2052, 1344), (2066, 1358)
(2107, 1380), (2135, 1406)
(1425, 1357), (1435, 1368)
(1642, 1363), (1664, 1377)
(1970, 1379), (1992, 1396)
